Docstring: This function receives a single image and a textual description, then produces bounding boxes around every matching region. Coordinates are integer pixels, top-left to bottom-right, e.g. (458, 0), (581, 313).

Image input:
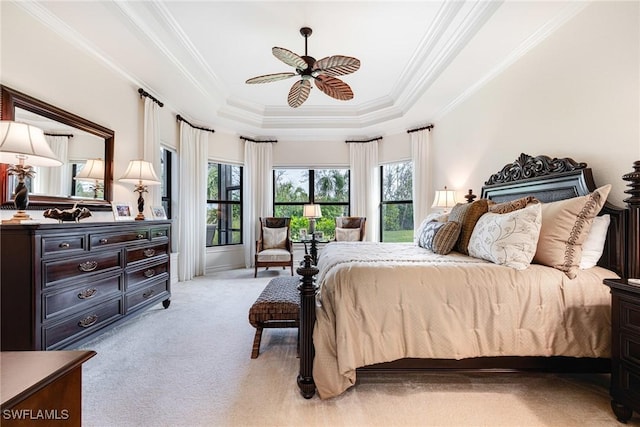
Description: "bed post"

(623, 160), (640, 279)
(297, 254), (318, 398)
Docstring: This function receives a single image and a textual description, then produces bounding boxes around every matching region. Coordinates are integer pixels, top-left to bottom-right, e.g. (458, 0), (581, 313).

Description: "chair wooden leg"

(251, 327), (263, 359)
(254, 265), (258, 278)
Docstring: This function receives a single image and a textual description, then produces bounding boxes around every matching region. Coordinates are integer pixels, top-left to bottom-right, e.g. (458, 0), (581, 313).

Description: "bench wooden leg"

(251, 326), (264, 359)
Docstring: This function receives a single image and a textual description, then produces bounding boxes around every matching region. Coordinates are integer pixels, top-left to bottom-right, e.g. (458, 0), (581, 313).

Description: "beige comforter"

(312, 242), (614, 399)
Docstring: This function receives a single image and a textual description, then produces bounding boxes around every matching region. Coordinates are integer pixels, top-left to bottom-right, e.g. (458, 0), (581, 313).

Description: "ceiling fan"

(245, 27), (361, 108)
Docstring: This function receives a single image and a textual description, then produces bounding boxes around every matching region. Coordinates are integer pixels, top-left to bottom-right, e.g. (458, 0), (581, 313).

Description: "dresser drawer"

(621, 297), (640, 334)
(44, 275), (122, 320)
(90, 229), (149, 249)
(126, 243), (169, 265)
(125, 280), (169, 312)
(44, 297), (123, 349)
(43, 251), (122, 287)
(621, 332), (640, 367)
(150, 226), (170, 241)
(125, 261), (168, 290)
(616, 363), (640, 404)
(41, 234), (86, 257)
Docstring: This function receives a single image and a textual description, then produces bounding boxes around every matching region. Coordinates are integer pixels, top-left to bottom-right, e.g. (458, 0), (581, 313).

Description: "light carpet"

(77, 268), (640, 427)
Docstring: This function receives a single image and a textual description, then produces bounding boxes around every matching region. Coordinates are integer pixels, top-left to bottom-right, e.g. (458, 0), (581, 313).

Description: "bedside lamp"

(303, 203), (322, 234)
(119, 159), (160, 220)
(0, 121), (63, 223)
(74, 158), (104, 199)
(431, 186), (457, 213)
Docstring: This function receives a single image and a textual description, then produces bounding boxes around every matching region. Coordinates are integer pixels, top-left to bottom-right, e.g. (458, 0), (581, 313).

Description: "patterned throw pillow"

(414, 212), (448, 243)
(262, 227), (288, 249)
(448, 199), (489, 255)
(533, 185), (611, 278)
(335, 227), (361, 241)
(488, 196), (539, 214)
(418, 221), (461, 255)
(468, 203), (542, 269)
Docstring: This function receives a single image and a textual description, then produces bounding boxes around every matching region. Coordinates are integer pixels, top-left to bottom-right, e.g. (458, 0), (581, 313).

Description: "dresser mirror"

(0, 85), (114, 211)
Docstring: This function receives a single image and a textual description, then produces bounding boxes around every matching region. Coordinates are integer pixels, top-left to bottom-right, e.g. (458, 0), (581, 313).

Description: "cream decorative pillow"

(335, 227), (361, 241)
(533, 185), (611, 278)
(448, 199), (489, 255)
(579, 214), (610, 269)
(468, 203), (542, 270)
(418, 221), (461, 255)
(262, 227), (288, 249)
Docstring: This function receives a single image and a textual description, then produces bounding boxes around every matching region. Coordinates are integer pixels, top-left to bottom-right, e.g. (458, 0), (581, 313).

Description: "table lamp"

(74, 158), (104, 199)
(431, 186), (457, 213)
(303, 203), (322, 234)
(119, 159), (160, 220)
(0, 121), (63, 223)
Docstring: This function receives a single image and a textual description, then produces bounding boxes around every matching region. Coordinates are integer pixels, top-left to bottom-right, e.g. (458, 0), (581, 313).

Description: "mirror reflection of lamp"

(431, 186), (458, 214)
(74, 158), (105, 199)
(118, 159), (160, 221)
(0, 121), (63, 223)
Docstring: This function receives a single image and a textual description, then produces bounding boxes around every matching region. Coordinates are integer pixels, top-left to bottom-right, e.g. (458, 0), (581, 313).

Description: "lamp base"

(2, 210), (32, 224)
(134, 213), (146, 221)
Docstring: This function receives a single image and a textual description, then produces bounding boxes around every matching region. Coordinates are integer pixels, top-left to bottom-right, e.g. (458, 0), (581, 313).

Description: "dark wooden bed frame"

(296, 154), (640, 399)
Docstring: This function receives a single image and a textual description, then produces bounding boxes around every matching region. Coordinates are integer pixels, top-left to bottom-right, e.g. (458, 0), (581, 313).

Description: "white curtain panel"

(411, 129), (432, 233)
(177, 122), (209, 281)
(36, 135), (69, 196)
(349, 141), (380, 241)
(243, 141), (273, 268)
(143, 97), (161, 207)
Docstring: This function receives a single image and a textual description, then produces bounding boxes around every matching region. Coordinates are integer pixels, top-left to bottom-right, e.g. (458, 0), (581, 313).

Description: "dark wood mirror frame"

(0, 85), (114, 211)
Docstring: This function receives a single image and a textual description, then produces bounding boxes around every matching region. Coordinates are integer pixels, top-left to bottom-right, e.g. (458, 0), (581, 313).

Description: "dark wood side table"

(1, 350), (96, 426)
(604, 278), (640, 423)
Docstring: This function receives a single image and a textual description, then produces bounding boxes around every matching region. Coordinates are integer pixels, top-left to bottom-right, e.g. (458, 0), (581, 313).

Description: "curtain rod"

(345, 136), (382, 143)
(138, 88), (164, 107)
(407, 124), (434, 133)
(176, 115), (215, 134)
(239, 136), (277, 143)
(44, 133), (74, 138)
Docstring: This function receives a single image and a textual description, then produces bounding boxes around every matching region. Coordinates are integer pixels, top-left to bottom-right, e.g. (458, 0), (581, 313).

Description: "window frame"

(206, 161), (243, 247)
(379, 161), (414, 242)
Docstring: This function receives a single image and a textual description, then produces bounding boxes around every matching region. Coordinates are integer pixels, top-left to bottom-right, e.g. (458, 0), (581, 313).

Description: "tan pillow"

(335, 227), (361, 241)
(448, 199), (489, 255)
(533, 185), (611, 278)
(262, 227), (288, 249)
(489, 196), (539, 214)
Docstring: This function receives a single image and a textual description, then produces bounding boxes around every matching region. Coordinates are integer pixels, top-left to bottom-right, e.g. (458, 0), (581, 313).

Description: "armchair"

(254, 217), (294, 277)
(335, 216), (366, 241)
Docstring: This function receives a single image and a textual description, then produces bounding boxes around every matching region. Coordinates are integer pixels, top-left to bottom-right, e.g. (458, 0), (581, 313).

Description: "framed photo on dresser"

(150, 206), (167, 220)
(112, 202), (134, 221)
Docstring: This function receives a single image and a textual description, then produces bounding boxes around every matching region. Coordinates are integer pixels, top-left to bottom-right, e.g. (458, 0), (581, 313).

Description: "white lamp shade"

(303, 204), (322, 218)
(431, 187), (457, 209)
(0, 121), (63, 167)
(119, 159), (160, 185)
(74, 158), (105, 182)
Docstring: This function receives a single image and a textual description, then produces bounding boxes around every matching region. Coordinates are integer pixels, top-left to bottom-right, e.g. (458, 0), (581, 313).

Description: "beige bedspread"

(312, 242), (615, 399)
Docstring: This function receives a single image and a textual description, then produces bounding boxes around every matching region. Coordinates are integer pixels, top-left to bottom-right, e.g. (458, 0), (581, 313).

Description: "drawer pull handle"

(78, 288), (97, 299)
(143, 289), (155, 299)
(78, 261), (98, 272)
(99, 238), (108, 244)
(155, 232), (166, 237)
(143, 269), (156, 278)
(59, 242), (70, 249)
(78, 314), (98, 328)
(137, 234), (145, 239)
(143, 249), (156, 257)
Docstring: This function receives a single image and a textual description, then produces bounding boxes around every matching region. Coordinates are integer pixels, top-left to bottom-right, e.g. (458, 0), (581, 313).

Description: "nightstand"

(604, 278), (640, 423)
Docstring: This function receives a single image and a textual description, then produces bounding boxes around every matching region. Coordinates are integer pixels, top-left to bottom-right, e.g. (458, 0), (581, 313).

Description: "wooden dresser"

(604, 278), (640, 423)
(1, 220), (171, 351)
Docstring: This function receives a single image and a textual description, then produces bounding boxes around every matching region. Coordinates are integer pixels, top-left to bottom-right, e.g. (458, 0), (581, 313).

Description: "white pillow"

(262, 227), (288, 249)
(414, 212), (448, 243)
(468, 203), (542, 270)
(579, 214), (610, 269)
(335, 227), (361, 241)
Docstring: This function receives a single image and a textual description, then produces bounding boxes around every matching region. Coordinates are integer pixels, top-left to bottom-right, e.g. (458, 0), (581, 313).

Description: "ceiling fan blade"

(313, 55), (361, 77)
(245, 72), (296, 84)
(314, 75), (354, 101)
(288, 79), (311, 108)
(273, 47), (307, 70)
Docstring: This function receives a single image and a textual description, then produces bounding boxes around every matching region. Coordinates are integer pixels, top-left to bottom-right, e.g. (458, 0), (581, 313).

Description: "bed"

(296, 154), (640, 399)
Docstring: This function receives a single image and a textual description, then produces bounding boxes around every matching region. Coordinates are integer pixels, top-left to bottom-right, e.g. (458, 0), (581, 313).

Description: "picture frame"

(150, 205), (167, 220)
(299, 229), (308, 240)
(314, 231), (324, 240)
(112, 202), (135, 221)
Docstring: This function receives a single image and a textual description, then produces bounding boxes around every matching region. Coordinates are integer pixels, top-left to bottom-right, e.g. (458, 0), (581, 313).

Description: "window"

(273, 169), (349, 240)
(207, 162), (242, 247)
(160, 147), (174, 219)
(380, 161), (413, 242)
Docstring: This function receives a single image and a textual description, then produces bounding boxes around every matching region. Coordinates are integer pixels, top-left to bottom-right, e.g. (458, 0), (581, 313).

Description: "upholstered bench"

(248, 276), (300, 359)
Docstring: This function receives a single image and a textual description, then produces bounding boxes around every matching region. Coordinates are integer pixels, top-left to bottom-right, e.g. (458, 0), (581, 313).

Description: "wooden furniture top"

(1, 350), (96, 409)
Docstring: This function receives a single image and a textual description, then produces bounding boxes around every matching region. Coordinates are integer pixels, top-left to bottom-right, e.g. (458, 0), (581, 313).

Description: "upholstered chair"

(254, 217), (294, 277)
(334, 216), (366, 241)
